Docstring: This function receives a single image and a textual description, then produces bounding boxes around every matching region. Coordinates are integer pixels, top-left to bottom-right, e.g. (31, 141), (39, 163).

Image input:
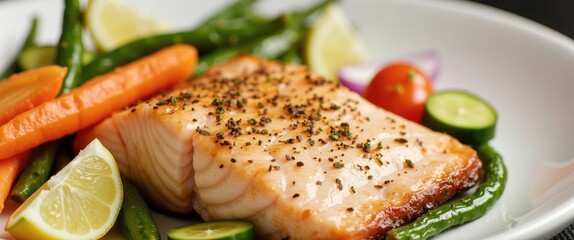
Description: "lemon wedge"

(5, 139), (123, 240)
(85, 0), (171, 51)
(305, 4), (367, 81)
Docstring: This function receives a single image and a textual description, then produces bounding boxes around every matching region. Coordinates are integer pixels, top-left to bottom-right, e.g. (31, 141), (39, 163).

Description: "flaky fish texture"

(76, 55), (481, 239)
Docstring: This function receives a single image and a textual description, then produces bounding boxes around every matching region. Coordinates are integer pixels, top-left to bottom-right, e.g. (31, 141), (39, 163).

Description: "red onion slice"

(338, 50), (441, 94)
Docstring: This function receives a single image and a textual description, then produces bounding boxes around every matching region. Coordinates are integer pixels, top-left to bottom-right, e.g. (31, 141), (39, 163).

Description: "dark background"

(470, 0), (574, 39)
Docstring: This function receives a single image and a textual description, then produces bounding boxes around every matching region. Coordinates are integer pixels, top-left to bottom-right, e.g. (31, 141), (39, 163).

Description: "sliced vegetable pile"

(336, 39), (504, 240)
(5, 139), (123, 240)
(0, 44), (198, 159)
(0, 0), (333, 239)
(0, 0), (507, 239)
(354, 61), (505, 239)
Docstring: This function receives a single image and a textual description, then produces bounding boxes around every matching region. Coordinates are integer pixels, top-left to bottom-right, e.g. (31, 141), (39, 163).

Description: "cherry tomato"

(363, 62), (433, 122)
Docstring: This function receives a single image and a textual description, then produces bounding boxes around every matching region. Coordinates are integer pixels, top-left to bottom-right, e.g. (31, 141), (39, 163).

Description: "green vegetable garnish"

(387, 144), (507, 240)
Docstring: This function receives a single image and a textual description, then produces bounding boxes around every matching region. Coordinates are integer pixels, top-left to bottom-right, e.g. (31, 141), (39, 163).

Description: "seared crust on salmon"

(75, 55), (481, 239)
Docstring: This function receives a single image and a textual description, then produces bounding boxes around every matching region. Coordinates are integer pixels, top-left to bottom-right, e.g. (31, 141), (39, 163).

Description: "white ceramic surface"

(1, 0), (574, 239)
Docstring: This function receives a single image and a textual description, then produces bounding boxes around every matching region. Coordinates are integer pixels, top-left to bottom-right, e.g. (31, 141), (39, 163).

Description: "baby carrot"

(0, 65), (66, 126)
(0, 151), (30, 214)
(0, 44), (198, 159)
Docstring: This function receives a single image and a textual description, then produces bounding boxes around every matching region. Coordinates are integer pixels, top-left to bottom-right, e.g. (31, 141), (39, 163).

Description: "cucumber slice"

(18, 46), (95, 71)
(422, 90), (497, 145)
(168, 221), (255, 240)
(18, 46), (55, 70)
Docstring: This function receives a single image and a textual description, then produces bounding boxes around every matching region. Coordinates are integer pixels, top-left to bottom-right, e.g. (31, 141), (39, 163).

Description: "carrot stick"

(0, 151), (30, 214)
(0, 44), (198, 159)
(0, 65), (66, 126)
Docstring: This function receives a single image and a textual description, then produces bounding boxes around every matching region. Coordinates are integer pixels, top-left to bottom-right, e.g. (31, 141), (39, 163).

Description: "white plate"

(1, 0), (574, 239)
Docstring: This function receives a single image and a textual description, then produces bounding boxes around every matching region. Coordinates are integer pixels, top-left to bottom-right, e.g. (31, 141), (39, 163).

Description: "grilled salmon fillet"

(75, 55), (481, 239)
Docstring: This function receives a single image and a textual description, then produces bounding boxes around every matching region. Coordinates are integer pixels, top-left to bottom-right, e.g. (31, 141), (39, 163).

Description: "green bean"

(198, 0), (258, 27)
(51, 146), (73, 174)
(386, 144), (508, 240)
(278, 47), (303, 65)
(195, 0), (335, 75)
(278, 38), (304, 65)
(10, 0), (85, 204)
(80, 15), (284, 82)
(1, 17), (39, 80)
(194, 25), (298, 74)
(118, 180), (161, 240)
(10, 141), (59, 203)
(54, 0), (84, 94)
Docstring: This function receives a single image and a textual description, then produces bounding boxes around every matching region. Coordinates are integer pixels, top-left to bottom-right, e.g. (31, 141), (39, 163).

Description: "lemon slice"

(305, 4), (367, 81)
(85, 0), (171, 51)
(5, 139), (123, 240)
